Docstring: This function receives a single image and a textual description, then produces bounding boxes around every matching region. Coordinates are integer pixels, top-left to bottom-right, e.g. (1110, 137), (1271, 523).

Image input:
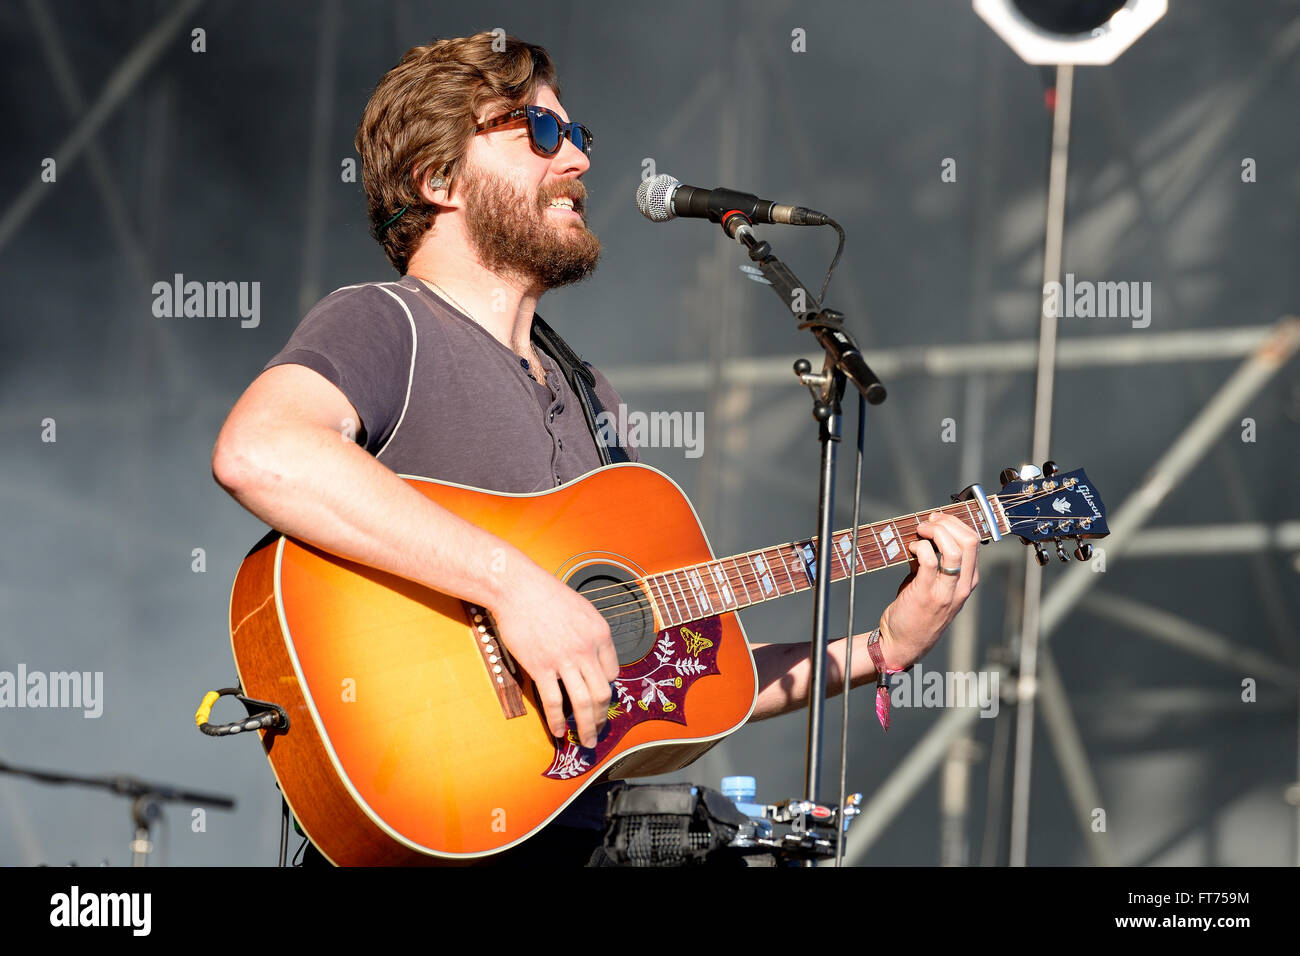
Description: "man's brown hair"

(355, 32), (559, 273)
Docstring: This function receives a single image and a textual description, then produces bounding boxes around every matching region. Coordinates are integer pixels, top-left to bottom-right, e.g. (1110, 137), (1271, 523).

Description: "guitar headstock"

(997, 461), (1109, 566)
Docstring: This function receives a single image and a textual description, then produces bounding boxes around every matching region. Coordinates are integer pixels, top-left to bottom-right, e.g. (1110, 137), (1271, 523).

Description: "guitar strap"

(531, 314), (630, 467)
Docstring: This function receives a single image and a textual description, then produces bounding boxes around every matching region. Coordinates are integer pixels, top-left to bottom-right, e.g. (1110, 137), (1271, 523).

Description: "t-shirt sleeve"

(587, 363), (641, 463)
(262, 285), (413, 453)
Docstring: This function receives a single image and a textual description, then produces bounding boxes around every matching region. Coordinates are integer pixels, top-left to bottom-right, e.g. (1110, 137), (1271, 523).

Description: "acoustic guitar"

(228, 461), (1107, 864)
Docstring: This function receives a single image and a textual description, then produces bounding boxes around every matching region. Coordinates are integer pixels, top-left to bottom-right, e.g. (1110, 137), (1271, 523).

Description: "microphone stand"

(0, 756), (236, 866)
(717, 212), (885, 851)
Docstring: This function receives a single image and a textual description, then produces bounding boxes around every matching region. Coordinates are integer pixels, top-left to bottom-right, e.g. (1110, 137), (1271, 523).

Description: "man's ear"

(418, 163), (454, 210)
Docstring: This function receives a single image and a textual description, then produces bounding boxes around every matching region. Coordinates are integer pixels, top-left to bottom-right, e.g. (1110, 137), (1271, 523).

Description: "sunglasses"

(473, 105), (593, 158)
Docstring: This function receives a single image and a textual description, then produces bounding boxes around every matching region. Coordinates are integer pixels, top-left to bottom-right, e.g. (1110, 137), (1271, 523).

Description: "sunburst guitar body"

(229, 464), (757, 865)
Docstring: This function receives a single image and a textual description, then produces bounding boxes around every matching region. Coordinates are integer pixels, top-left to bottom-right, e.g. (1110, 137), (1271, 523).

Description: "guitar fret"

(760, 551), (777, 595)
(679, 505), (990, 611)
(711, 561), (738, 609)
(831, 533), (851, 579)
(680, 570), (702, 619)
(702, 562), (723, 609)
(867, 522), (887, 569)
(670, 571), (696, 621)
(649, 575), (676, 627)
(685, 566), (714, 615)
(750, 553), (777, 600)
(878, 522), (904, 566)
(643, 575), (662, 625)
(658, 573), (683, 624)
(711, 565), (728, 608)
(781, 548), (803, 590)
(778, 549), (798, 593)
(860, 536), (875, 572)
(705, 564), (723, 610)
(730, 557), (754, 606)
(648, 493), (1021, 630)
(842, 531), (866, 577)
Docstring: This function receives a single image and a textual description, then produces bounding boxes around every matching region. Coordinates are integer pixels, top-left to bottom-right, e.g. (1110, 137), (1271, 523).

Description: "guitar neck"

(643, 497), (1008, 629)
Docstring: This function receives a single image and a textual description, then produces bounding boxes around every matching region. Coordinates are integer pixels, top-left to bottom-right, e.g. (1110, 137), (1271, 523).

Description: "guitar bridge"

(465, 603), (527, 719)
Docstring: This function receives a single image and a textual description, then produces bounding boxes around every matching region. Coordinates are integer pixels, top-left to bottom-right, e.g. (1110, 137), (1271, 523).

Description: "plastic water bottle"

(721, 775), (772, 844)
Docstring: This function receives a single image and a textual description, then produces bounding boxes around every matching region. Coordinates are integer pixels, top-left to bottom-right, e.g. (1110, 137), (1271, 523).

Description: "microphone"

(636, 174), (830, 227)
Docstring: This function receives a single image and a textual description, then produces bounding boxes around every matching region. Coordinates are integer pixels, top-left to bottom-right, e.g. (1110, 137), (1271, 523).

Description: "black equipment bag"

(599, 782), (754, 867)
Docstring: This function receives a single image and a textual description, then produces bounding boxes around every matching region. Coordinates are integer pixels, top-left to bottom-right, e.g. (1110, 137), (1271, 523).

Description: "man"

(211, 32), (981, 865)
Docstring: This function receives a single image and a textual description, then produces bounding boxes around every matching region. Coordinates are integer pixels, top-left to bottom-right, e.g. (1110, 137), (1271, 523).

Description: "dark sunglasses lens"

(572, 126), (591, 155)
(529, 111), (562, 154)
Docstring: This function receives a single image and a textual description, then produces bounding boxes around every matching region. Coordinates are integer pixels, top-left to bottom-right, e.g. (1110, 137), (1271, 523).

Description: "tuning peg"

(1042, 460), (1059, 478)
(1018, 464), (1043, 481)
(1033, 543), (1050, 566)
(1073, 538), (1093, 561)
(1000, 467), (1020, 485)
(1054, 539), (1070, 562)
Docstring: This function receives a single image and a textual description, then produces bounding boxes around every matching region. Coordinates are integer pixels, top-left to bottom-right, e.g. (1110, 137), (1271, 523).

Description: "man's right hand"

(213, 364), (622, 749)
(488, 558), (620, 749)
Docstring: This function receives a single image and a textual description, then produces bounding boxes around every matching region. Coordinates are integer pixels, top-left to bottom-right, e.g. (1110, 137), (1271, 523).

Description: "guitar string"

(574, 499), (996, 608)
(466, 487), (1086, 641)
(588, 505), (1067, 626)
(471, 484), (1096, 649)
(594, 526), (1096, 637)
(575, 485), (1054, 610)
(586, 508), (987, 621)
(589, 530), (1023, 631)
(576, 485), (1097, 628)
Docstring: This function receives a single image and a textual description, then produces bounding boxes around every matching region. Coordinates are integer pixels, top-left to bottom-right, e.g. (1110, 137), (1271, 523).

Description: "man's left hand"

(878, 511), (981, 672)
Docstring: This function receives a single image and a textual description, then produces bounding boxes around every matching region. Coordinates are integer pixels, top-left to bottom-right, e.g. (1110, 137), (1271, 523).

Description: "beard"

(459, 161), (601, 290)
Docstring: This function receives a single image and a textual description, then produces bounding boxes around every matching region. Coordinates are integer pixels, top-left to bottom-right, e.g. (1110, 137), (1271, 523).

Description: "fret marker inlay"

(880, 526), (901, 562)
(795, 543), (817, 584)
(710, 565), (735, 607)
(686, 568), (713, 614)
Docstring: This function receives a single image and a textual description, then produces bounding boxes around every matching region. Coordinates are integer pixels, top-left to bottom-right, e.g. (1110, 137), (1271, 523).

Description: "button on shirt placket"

(536, 355), (562, 486)
(551, 400), (562, 485)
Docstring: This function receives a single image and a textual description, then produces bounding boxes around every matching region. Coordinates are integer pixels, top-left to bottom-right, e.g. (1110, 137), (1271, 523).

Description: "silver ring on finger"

(938, 563), (962, 576)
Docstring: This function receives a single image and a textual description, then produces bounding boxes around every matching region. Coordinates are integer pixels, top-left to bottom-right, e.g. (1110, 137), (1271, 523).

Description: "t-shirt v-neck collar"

(400, 274), (559, 392)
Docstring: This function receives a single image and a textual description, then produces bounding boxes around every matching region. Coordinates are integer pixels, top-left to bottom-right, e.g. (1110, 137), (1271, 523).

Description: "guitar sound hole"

(568, 563), (658, 666)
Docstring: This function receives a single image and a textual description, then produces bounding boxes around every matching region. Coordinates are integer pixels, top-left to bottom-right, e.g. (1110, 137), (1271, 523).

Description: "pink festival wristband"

(866, 627), (905, 732)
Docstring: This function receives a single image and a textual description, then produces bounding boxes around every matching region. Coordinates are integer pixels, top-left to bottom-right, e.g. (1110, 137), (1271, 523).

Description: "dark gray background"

(1, 0), (1297, 866)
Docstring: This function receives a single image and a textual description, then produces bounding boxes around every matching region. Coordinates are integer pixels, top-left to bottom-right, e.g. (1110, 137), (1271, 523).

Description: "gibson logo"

(1077, 483), (1103, 518)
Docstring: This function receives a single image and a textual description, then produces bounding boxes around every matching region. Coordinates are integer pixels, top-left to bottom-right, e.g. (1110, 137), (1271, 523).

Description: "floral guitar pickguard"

(543, 618), (723, 780)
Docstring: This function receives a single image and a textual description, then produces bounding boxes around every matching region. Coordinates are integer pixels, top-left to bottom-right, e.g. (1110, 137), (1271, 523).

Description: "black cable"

(835, 390), (867, 867)
(279, 795), (290, 867)
(815, 217), (847, 309)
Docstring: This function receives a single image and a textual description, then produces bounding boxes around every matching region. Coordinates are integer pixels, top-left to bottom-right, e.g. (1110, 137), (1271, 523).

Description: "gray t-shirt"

(264, 274), (638, 486)
(263, 275), (636, 834)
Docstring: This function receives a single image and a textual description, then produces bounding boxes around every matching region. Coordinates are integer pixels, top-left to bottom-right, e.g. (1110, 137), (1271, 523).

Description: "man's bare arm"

(747, 511), (982, 721)
(211, 363), (618, 747)
(748, 631), (882, 721)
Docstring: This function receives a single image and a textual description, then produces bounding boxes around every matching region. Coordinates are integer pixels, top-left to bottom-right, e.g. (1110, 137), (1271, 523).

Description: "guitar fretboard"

(642, 498), (1005, 629)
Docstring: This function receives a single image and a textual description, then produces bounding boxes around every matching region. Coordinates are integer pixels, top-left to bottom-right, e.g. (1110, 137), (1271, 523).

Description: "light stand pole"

(1009, 61), (1073, 868)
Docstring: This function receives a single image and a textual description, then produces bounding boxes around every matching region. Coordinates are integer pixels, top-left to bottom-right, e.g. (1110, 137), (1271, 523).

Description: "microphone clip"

(719, 208), (753, 241)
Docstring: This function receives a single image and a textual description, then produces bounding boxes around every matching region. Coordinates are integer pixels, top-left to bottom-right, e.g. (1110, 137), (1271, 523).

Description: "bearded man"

(211, 32), (981, 866)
